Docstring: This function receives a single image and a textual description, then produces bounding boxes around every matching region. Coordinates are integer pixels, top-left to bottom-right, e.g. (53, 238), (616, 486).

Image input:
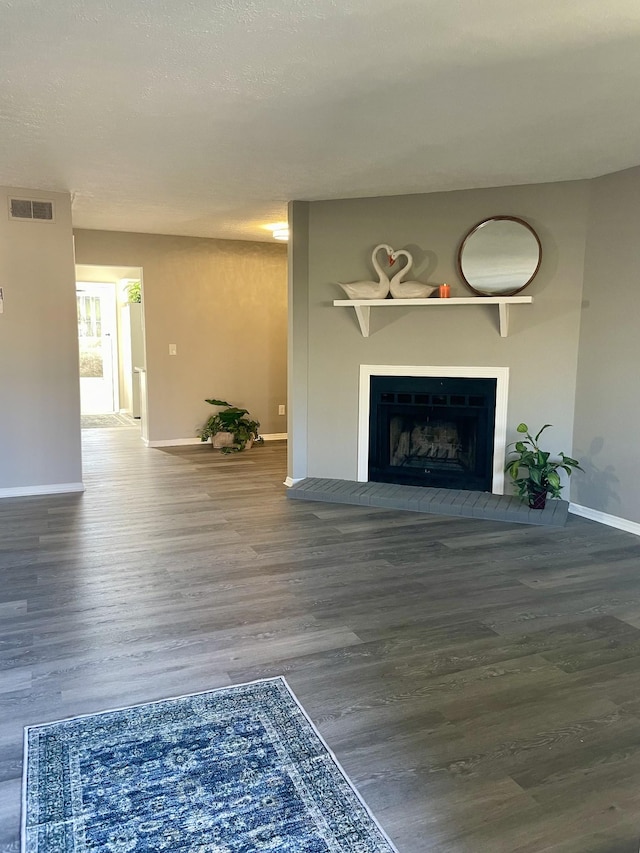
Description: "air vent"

(9, 198), (54, 222)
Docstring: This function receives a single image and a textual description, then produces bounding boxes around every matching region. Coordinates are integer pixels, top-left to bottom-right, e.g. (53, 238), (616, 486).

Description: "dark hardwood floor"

(2, 429), (640, 852)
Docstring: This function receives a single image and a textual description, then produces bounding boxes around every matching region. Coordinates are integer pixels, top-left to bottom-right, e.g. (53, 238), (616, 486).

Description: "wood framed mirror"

(457, 216), (542, 296)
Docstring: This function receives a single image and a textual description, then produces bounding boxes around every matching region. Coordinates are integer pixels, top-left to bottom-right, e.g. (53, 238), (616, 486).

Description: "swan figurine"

(337, 243), (394, 300)
(389, 249), (437, 299)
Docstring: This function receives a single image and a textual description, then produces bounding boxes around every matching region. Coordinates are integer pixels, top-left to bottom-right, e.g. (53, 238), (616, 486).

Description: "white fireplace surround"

(358, 365), (509, 494)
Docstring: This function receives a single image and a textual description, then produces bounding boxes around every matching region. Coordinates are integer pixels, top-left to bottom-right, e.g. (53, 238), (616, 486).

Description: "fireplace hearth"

(368, 375), (497, 491)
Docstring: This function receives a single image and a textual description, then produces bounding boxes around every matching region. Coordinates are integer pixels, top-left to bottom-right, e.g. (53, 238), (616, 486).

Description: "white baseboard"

(0, 482), (85, 499)
(569, 503), (640, 537)
(147, 438), (202, 448)
(284, 476), (304, 487)
(147, 434), (287, 448)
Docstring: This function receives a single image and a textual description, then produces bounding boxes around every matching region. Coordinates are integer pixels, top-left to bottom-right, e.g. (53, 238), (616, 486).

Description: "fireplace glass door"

(369, 376), (497, 492)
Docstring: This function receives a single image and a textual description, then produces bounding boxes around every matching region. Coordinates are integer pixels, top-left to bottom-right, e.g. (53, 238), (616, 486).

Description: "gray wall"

(287, 202), (310, 481)
(0, 187), (82, 493)
(573, 166), (640, 523)
(292, 180), (591, 495)
(74, 230), (288, 443)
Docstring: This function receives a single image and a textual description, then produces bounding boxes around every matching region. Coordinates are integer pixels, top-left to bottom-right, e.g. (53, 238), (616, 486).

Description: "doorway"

(75, 264), (146, 432)
(76, 282), (118, 414)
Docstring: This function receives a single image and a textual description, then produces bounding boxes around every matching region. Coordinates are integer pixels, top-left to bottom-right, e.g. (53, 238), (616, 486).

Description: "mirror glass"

(457, 216), (541, 296)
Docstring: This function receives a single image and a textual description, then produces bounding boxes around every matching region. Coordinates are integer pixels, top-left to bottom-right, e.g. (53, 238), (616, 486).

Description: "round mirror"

(457, 216), (542, 296)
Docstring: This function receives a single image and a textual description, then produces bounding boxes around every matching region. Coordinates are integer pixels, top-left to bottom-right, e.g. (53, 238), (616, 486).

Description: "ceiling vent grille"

(9, 198), (54, 222)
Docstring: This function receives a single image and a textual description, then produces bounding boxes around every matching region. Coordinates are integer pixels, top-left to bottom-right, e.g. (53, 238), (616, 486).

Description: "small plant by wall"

(126, 281), (142, 303)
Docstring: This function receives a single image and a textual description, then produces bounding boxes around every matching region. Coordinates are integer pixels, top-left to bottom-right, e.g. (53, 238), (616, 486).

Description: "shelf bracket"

(353, 304), (371, 337)
(498, 303), (509, 337)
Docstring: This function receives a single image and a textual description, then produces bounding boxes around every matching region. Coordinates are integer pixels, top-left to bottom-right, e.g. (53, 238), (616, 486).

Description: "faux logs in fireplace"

(368, 375), (497, 492)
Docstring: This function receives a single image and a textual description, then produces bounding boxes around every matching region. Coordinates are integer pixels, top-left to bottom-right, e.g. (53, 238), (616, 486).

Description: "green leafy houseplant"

(126, 280), (142, 303)
(198, 398), (260, 454)
(504, 423), (583, 509)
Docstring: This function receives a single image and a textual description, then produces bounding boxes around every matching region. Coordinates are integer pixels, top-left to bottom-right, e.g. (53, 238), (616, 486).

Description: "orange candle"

(439, 283), (451, 298)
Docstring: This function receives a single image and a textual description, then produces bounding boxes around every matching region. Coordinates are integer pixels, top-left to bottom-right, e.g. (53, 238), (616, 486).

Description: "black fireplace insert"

(368, 375), (497, 492)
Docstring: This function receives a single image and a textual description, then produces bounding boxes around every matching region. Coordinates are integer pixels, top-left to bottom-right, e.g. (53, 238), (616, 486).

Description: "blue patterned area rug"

(22, 677), (397, 852)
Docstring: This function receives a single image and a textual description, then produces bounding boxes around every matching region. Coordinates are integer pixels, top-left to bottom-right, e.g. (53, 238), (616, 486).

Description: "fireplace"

(368, 374), (498, 492)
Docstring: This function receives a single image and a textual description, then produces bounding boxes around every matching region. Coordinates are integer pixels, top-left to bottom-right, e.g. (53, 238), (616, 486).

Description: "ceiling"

(2, 0), (640, 242)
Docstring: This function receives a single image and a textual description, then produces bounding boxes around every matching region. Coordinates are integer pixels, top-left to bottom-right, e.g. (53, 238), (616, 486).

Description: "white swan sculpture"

(389, 249), (437, 299)
(337, 243), (394, 300)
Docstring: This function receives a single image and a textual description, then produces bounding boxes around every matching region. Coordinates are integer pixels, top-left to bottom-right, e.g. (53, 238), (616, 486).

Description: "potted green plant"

(198, 398), (260, 454)
(504, 422), (582, 509)
(126, 280), (142, 303)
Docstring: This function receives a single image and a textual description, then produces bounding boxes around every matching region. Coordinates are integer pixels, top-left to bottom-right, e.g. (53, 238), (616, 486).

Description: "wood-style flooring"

(2, 429), (640, 852)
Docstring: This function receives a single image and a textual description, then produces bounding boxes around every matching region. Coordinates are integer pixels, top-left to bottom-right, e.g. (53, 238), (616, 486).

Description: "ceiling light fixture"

(265, 222), (289, 242)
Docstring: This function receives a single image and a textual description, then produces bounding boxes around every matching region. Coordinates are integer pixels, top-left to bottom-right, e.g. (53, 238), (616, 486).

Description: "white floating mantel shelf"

(333, 295), (533, 338)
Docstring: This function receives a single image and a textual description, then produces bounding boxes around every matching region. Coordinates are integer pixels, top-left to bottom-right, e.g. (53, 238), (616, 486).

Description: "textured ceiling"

(2, 0), (640, 241)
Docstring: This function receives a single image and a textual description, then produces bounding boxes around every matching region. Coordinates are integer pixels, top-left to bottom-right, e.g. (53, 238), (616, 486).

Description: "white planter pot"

(211, 432), (253, 451)
(212, 431), (234, 449)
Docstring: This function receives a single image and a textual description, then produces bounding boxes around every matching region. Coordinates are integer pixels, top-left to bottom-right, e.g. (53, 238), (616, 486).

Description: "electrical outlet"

(169, 343), (177, 356)
(278, 404), (286, 416)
